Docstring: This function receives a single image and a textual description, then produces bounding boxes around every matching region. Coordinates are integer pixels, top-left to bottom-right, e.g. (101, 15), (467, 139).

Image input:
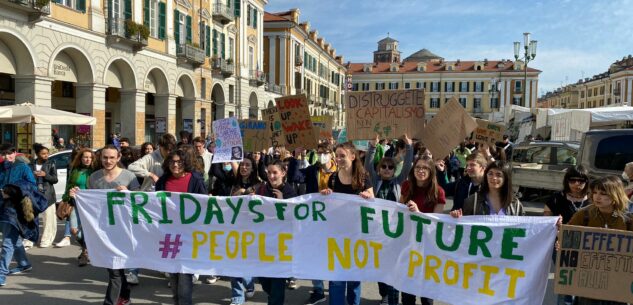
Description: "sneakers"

(0, 276), (5, 287)
(8, 265), (32, 275)
(287, 279), (297, 290)
(78, 250), (90, 267)
(39, 243), (52, 248)
(126, 272), (139, 285)
(246, 289), (255, 298)
(203, 275), (218, 284)
(23, 240), (33, 251)
(116, 297), (131, 305)
(306, 292), (326, 305)
(54, 237), (71, 248)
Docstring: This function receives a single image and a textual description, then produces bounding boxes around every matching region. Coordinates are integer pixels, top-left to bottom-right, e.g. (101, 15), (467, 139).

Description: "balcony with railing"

(249, 70), (266, 86)
(614, 88), (621, 96)
(106, 18), (148, 51)
(177, 44), (205, 67)
(212, 3), (234, 24)
(212, 58), (234, 77)
(295, 57), (303, 66)
(2, 0), (50, 21)
(266, 83), (283, 95)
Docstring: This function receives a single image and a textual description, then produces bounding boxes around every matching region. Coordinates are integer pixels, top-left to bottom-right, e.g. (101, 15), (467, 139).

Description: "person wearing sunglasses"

(364, 134), (413, 305)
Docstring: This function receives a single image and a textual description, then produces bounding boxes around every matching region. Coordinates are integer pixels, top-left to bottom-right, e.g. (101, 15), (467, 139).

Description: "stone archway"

(248, 92), (258, 119)
(175, 74), (196, 137)
(267, 100), (274, 108)
(103, 58), (138, 144)
(211, 83), (225, 121)
(0, 30), (36, 151)
(144, 67), (170, 142)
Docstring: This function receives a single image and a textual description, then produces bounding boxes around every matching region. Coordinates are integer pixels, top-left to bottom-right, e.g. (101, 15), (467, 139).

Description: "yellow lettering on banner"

(328, 238), (351, 271)
(462, 263), (477, 290)
(354, 239), (369, 269)
(424, 255), (441, 283)
(258, 233), (275, 262)
(369, 241), (383, 268)
(226, 231), (240, 259)
(241, 231), (255, 259)
(443, 260), (459, 286)
(278, 233), (293, 262)
(505, 268), (526, 299)
(478, 265), (499, 296)
(407, 250), (423, 277)
(209, 231), (224, 260)
(191, 231), (207, 259)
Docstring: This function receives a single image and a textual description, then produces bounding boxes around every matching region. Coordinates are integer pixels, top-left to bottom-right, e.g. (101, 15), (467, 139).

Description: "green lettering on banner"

(249, 199), (264, 223)
(360, 206), (376, 234)
(130, 192), (152, 224)
(410, 214), (431, 242)
(156, 192), (173, 224)
(468, 225), (493, 258)
(501, 228), (526, 261)
(436, 222), (463, 252)
(204, 197), (224, 224)
(312, 201), (326, 221)
(180, 194), (201, 224)
(382, 210), (403, 238)
(294, 203), (309, 220)
(107, 192), (126, 225)
(225, 198), (243, 224)
(275, 202), (288, 220)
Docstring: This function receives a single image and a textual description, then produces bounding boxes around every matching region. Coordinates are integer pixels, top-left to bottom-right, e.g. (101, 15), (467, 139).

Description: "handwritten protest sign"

(421, 97), (477, 159)
(275, 94), (318, 151)
(345, 89), (425, 140)
(474, 119), (506, 147)
(261, 106), (285, 148)
(212, 117), (243, 163)
(77, 190), (557, 305)
(311, 116), (334, 140)
(239, 119), (271, 152)
(555, 225), (633, 303)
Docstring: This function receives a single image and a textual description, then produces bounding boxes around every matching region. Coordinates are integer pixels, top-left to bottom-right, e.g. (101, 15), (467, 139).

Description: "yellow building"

(0, 0), (275, 149)
(347, 37), (541, 122)
(263, 9), (346, 128)
(538, 85), (578, 108)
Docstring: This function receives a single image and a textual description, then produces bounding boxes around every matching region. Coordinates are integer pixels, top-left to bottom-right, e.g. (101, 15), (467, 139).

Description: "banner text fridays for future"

(76, 190), (557, 305)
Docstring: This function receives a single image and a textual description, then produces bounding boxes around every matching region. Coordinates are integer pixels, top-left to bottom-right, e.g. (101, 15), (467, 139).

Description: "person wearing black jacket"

(437, 153), (487, 211)
(29, 144), (58, 248)
(254, 159), (297, 305)
(155, 150), (207, 305)
(210, 162), (238, 196)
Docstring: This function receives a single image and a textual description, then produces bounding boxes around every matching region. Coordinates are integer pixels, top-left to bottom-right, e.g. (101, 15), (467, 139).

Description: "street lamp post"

(514, 32), (537, 107)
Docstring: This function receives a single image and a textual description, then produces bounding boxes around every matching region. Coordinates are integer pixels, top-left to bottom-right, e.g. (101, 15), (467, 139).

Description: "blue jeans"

(329, 281), (361, 305)
(313, 279), (325, 295)
(231, 277), (254, 304)
(169, 273), (193, 305)
(63, 220), (71, 237)
(0, 223), (30, 280)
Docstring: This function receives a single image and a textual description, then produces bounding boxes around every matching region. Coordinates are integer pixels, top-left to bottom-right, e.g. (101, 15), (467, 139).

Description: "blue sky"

(266, 0), (633, 96)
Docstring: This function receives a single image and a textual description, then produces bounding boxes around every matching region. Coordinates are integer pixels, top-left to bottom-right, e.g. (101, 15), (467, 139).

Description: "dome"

(404, 48), (443, 62)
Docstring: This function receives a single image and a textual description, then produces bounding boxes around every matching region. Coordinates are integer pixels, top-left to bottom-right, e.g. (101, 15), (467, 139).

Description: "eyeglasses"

(168, 159), (184, 166)
(569, 178), (587, 184)
(381, 165), (395, 170)
(486, 171), (504, 179)
(414, 166), (430, 172)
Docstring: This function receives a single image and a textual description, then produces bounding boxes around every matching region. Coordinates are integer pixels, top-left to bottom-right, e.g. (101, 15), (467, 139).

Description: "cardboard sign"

(474, 119), (506, 147)
(345, 89), (425, 140)
(261, 106), (285, 148)
(555, 225), (633, 303)
(421, 97), (477, 159)
(275, 94), (318, 151)
(311, 116), (334, 140)
(238, 119), (271, 153)
(212, 117), (243, 163)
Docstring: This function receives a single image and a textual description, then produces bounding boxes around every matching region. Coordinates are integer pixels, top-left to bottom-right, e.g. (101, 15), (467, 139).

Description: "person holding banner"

(566, 175), (632, 305)
(365, 134), (413, 305)
(451, 160), (525, 217)
(320, 141), (373, 305)
(155, 149), (208, 305)
(254, 159), (298, 305)
(69, 145), (140, 305)
(400, 155), (444, 305)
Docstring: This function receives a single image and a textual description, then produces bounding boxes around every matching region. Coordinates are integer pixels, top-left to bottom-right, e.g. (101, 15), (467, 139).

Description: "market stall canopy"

(0, 102), (96, 125)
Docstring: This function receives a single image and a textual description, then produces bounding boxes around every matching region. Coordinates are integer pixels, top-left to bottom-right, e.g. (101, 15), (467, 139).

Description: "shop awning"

(0, 102), (96, 125)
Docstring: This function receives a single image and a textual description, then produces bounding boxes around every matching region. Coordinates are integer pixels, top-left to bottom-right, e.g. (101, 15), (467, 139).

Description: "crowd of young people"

(0, 131), (632, 305)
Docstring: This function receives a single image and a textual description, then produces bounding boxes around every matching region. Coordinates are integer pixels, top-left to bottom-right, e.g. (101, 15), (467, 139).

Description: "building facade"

(0, 0), (275, 150)
(263, 9), (346, 128)
(539, 56), (633, 109)
(347, 37), (541, 122)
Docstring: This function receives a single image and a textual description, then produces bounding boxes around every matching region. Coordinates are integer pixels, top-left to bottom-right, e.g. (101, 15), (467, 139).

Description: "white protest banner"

(76, 190), (557, 305)
(556, 225), (633, 303)
(212, 117), (243, 163)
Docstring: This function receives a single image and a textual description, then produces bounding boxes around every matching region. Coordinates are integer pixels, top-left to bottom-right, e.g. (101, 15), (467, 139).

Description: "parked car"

(48, 149), (74, 202)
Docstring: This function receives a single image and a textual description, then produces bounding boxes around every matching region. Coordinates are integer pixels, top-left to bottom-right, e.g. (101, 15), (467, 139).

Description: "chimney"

(289, 8), (300, 23)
